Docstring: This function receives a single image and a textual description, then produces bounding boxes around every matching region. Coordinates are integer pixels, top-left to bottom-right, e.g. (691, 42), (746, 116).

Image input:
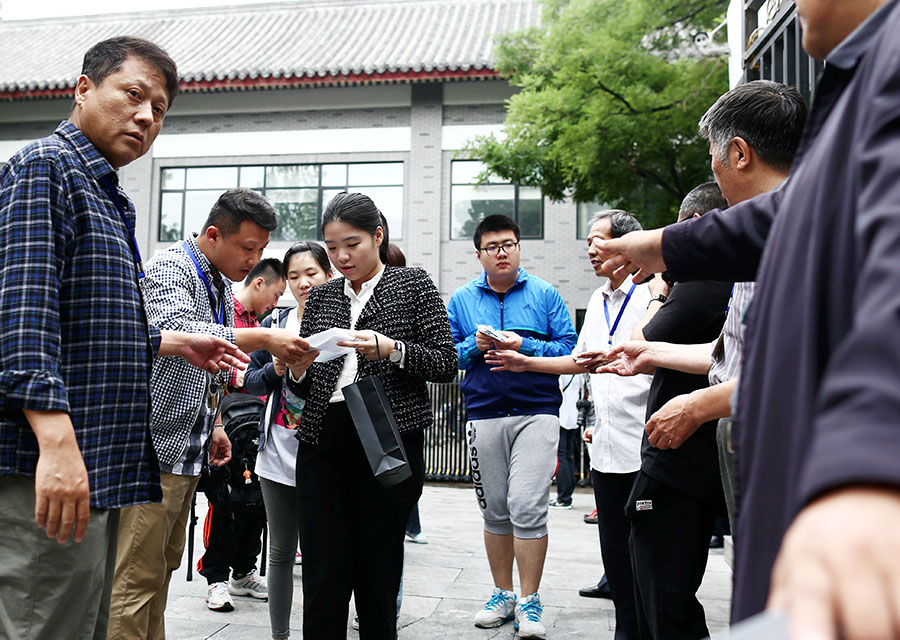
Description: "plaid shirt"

(143, 235), (236, 471)
(0, 121), (162, 509)
(228, 296), (258, 389)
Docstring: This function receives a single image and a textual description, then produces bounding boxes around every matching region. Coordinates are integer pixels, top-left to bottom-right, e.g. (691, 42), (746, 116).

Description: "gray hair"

(589, 209), (642, 239)
(699, 80), (807, 172)
(678, 182), (728, 221)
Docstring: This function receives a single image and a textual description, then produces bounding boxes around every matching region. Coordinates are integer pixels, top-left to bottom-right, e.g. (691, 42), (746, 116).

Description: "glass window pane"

(451, 184), (514, 239)
(577, 201), (610, 239)
(159, 192), (183, 242)
(321, 164), (348, 187)
(240, 166), (265, 189)
(267, 188), (319, 241)
(517, 187), (543, 238)
(360, 187), (404, 240)
(184, 191), (221, 235)
(185, 167), (238, 190)
(161, 168), (185, 190)
(451, 160), (485, 185)
(348, 162), (403, 186)
(265, 165), (318, 188)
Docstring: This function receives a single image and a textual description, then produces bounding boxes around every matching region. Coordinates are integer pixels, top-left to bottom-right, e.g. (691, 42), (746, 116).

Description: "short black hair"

(202, 188), (278, 237)
(473, 214), (520, 250)
(282, 241), (331, 279)
(678, 182), (728, 221)
(699, 80), (807, 173)
(243, 257), (283, 286)
(81, 36), (179, 108)
(589, 209), (642, 239)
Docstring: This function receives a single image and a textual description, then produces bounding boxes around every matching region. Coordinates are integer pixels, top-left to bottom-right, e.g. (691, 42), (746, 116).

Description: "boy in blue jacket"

(447, 215), (576, 639)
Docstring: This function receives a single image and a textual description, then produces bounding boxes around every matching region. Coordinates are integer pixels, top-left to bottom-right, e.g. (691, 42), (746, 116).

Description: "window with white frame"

(450, 160), (543, 240)
(159, 162), (403, 242)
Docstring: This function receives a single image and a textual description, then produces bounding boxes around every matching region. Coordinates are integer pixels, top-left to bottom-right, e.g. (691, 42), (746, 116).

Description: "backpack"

(217, 392), (265, 506)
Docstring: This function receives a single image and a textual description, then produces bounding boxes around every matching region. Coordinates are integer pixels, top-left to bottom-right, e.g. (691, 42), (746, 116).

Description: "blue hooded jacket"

(447, 268), (577, 420)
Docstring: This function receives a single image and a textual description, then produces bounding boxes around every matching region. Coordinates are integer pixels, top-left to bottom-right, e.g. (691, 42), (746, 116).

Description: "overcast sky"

(0, 0), (274, 20)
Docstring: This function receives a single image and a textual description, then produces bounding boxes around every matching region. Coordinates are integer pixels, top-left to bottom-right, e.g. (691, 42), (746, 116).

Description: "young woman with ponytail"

(288, 192), (457, 639)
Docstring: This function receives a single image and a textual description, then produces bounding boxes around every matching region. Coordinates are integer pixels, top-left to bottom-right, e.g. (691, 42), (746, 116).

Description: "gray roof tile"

(0, 0), (540, 97)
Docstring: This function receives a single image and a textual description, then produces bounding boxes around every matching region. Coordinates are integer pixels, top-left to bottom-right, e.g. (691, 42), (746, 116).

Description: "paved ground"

(165, 484), (731, 639)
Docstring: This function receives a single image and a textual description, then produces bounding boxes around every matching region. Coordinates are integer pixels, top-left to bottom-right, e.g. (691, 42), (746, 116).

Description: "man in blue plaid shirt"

(0, 37), (249, 640)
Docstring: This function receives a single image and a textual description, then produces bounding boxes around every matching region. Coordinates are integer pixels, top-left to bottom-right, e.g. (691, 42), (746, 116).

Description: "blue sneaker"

(514, 593), (546, 639)
(473, 587), (517, 628)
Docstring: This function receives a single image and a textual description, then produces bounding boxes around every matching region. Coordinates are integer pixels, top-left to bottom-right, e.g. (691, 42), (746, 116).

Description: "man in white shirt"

(486, 210), (654, 639)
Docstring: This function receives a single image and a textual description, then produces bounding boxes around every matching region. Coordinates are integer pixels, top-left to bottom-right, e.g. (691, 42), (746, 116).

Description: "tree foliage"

(466, 0), (730, 229)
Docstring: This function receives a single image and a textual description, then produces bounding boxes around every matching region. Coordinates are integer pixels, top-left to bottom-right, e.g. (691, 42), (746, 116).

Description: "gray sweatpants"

(466, 414), (559, 538)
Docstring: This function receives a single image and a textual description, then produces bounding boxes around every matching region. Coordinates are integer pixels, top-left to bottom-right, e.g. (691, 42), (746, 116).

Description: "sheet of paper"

(306, 327), (359, 362)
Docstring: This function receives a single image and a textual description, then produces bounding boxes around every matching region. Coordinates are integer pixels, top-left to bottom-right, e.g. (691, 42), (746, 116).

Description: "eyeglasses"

(478, 242), (520, 256)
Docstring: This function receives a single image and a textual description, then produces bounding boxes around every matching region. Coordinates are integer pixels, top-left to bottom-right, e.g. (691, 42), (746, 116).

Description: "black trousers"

(297, 402), (424, 640)
(198, 486), (267, 584)
(626, 472), (720, 640)
(555, 427), (579, 504)
(592, 469), (640, 640)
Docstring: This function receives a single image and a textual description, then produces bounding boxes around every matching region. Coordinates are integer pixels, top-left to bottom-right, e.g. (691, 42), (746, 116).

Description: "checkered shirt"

(0, 121), (162, 509)
(142, 235), (236, 472)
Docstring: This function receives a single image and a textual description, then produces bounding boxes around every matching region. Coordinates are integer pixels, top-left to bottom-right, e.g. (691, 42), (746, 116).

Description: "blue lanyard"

(99, 175), (144, 279)
(182, 241), (226, 325)
(603, 283), (637, 347)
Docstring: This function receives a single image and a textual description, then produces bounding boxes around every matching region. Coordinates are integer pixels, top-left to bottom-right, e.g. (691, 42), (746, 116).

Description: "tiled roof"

(0, 0), (540, 99)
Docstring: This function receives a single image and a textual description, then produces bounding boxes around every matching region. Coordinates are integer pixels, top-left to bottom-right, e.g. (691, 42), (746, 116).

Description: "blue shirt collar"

(826, 0), (898, 70)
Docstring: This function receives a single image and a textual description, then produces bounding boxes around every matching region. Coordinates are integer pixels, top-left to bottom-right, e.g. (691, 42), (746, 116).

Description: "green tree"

(466, 0), (729, 229)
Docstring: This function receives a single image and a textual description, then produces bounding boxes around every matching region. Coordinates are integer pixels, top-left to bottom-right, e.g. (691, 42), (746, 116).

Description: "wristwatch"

(648, 294), (668, 306)
(388, 340), (404, 364)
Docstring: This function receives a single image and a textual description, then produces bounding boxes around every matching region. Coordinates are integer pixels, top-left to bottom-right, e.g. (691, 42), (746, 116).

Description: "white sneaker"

(405, 531), (428, 544)
(352, 614), (360, 631)
(514, 593), (546, 639)
(228, 570), (268, 600)
(206, 581), (234, 612)
(473, 587), (517, 628)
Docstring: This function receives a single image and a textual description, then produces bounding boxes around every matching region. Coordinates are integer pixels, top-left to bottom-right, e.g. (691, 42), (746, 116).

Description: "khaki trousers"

(0, 475), (120, 640)
(107, 472), (199, 640)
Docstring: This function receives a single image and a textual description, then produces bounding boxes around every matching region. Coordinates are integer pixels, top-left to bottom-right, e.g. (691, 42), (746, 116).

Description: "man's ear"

(731, 136), (753, 171)
(73, 75), (92, 108)
(204, 226), (220, 247)
(253, 277), (265, 290)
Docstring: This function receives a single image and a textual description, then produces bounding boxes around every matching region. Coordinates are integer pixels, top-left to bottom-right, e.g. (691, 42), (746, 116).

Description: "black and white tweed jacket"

(141, 236), (236, 466)
(291, 265), (457, 445)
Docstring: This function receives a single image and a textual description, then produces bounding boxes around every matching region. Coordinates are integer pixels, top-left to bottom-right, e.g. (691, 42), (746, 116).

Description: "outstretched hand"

(484, 349), (528, 372)
(594, 341), (657, 376)
(160, 330), (251, 374)
(592, 228), (666, 284)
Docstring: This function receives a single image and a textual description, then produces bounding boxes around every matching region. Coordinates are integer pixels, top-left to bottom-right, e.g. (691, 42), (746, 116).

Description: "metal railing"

(743, 0), (820, 103)
(424, 373), (593, 486)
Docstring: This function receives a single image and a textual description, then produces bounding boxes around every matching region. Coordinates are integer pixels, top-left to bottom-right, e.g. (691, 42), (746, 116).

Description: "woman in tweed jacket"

(289, 192), (457, 639)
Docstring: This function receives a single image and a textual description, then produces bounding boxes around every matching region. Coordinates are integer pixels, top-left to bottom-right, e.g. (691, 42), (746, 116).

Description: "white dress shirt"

(576, 276), (652, 474)
(330, 265), (387, 403)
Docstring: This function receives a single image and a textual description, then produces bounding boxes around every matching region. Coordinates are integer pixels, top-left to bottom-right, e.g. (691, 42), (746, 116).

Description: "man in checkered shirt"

(107, 189), (312, 640)
(0, 37), (249, 640)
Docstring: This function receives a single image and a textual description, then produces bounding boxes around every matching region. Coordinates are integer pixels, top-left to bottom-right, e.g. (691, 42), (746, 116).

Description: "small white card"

(477, 324), (506, 342)
(306, 328), (359, 362)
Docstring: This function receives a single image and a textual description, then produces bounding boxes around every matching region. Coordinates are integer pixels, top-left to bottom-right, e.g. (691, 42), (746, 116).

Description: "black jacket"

(661, 0), (900, 621)
(291, 265), (457, 445)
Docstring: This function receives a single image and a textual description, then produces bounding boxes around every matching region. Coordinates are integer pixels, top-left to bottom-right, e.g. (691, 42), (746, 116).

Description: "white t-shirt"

(255, 310), (302, 487)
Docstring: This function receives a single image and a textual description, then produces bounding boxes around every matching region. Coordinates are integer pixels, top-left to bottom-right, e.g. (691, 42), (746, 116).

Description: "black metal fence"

(424, 373), (593, 486)
(742, 0), (820, 103)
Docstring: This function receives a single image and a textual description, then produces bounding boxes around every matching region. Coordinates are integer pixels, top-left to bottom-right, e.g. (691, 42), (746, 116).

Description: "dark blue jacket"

(661, 0), (900, 621)
(243, 309), (292, 451)
(447, 268), (577, 420)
